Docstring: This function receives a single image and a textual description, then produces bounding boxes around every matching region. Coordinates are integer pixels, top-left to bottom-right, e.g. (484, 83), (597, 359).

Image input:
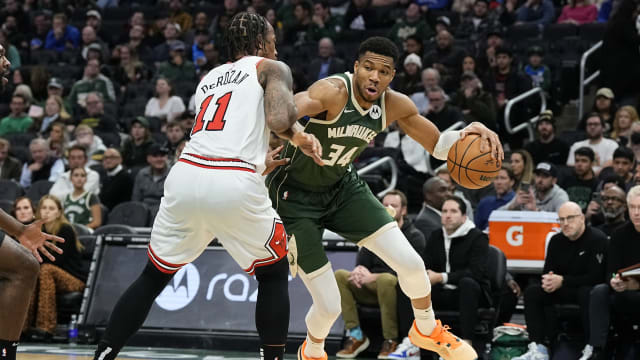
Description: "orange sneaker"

(408, 320), (477, 360)
(297, 340), (328, 360)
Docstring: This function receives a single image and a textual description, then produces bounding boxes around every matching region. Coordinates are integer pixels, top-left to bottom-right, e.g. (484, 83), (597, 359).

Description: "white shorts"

(148, 158), (288, 275)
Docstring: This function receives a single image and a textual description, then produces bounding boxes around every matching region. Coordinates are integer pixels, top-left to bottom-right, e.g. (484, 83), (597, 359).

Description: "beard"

(603, 207), (625, 221)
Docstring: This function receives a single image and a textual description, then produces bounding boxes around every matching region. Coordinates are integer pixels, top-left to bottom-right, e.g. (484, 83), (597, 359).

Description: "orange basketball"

(447, 134), (501, 189)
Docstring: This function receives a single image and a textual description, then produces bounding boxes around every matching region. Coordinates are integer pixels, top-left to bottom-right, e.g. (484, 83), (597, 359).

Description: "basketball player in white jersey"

(93, 13), (323, 360)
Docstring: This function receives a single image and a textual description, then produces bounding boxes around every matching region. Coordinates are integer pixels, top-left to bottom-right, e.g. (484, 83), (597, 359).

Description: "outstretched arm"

(0, 210), (64, 262)
(259, 59), (324, 166)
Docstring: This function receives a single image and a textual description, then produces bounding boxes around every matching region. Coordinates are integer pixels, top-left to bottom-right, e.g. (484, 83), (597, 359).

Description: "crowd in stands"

(0, 0), (639, 359)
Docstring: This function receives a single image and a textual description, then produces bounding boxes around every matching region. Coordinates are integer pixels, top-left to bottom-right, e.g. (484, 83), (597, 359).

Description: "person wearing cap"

(524, 110), (569, 165)
(514, 201), (607, 360)
(68, 58), (116, 112)
(500, 162), (569, 212)
(557, 0), (597, 25)
(152, 22), (181, 64)
(451, 71), (497, 131)
(579, 88), (616, 130)
(567, 112), (619, 174)
(523, 45), (551, 92)
(515, 0), (555, 26)
(394, 53), (423, 95)
(559, 147), (598, 211)
(306, 37), (346, 84)
(435, 16), (452, 34)
(387, 2), (433, 47)
(156, 39), (197, 84)
(85, 9), (109, 46)
(44, 13), (79, 52)
(131, 143), (170, 219)
(456, 0), (499, 42)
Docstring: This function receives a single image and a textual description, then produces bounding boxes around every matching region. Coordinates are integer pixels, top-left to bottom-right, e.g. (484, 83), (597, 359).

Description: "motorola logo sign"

(155, 263), (200, 311)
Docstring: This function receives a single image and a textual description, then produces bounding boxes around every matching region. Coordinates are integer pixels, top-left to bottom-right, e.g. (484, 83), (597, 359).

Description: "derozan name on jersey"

(200, 69), (251, 93)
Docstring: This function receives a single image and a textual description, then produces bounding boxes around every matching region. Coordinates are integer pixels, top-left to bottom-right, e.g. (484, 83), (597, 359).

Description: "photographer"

(499, 162), (569, 212)
(451, 71), (497, 131)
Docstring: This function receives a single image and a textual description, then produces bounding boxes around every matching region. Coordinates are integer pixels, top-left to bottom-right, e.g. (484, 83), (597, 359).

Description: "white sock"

(413, 305), (437, 336)
(304, 334), (325, 358)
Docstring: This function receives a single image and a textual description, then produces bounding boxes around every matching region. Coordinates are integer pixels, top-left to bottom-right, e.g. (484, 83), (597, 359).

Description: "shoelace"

(434, 324), (462, 350)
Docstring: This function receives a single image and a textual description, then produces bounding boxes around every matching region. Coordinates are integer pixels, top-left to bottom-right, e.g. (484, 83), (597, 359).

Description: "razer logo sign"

(155, 264), (200, 311)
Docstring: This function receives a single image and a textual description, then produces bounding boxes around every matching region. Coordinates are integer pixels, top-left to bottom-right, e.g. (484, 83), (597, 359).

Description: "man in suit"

(305, 37), (346, 84)
(413, 177), (451, 240)
(0, 138), (22, 181)
(99, 148), (133, 210)
(423, 195), (490, 345)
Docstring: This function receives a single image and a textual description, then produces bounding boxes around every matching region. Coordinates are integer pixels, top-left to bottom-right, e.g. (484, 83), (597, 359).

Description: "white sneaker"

(512, 342), (549, 360)
(579, 344), (594, 360)
(387, 337), (420, 360)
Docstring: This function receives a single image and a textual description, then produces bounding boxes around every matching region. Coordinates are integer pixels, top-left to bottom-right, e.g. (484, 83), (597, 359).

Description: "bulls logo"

(370, 105), (382, 119)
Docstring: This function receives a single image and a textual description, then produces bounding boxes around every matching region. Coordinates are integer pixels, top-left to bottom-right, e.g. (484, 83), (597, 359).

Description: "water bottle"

(68, 314), (78, 346)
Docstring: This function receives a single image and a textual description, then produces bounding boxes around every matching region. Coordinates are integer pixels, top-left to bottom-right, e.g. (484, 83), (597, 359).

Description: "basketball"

(447, 134), (501, 189)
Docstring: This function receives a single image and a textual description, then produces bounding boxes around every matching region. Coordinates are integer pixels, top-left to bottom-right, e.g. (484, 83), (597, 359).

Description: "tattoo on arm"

(261, 60), (298, 137)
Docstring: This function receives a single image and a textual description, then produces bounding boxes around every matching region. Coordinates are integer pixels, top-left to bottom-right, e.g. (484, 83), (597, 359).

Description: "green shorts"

(267, 169), (394, 273)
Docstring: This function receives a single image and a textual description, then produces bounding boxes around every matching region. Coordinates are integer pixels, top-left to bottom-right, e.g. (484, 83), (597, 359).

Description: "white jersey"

(182, 56), (269, 174)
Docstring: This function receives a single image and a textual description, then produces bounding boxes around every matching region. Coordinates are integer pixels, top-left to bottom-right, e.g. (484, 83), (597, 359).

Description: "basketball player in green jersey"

(267, 37), (503, 360)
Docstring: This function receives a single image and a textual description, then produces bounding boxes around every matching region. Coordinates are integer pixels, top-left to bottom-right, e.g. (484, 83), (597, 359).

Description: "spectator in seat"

(169, 0), (192, 35)
(45, 121), (68, 160)
(598, 146), (635, 190)
(125, 24), (153, 64)
(523, 45), (551, 93)
(144, 77), (185, 123)
(85, 10), (109, 47)
(500, 162), (569, 212)
(199, 42), (222, 74)
(394, 54), (423, 95)
(99, 148), (133, 210)
(49, 145), (100, 201)
(424, 195), (491, 345)
(514, 201), (607, 360)
(162, 121), (185, 162)
(27, 11), (51, 52)
(23, 195), (85, 341)
(610, 106), (639, 145)
(306, 37), (346, 84)
(68, 58), (116, 112)
(74, 92), (118, 138)
(121, 116), (154, 171)
(343, 0), (379, 32)
(567, 113), (619, 174)
(41, 78), (69, 111)
(524, 110), (569, 165)
(414, 177), (452, 239)
(475, 165), (516, 231)
(510, 149), (534, 190)
(334, 190), (425, 359)
(515, 0), (555, 26)
(387, 2), (433, 47)
(456, 0), (498, 43)
(425, 86), (465, 131)
(191, 30), (211, 73)
(594, 185), (627, 236)
(582, 185), (640, 360)
(451, 71), (497, 131)
(0, 93), (32, 136)
(435, 166), (475, 221)
(0, 137), (22, 181)
(132, 143), (169, 219)
(422, 30), (466, 94)
(557, 0), (598, 25)
(11, 196), (35, 224)
(63, 166), (101, 229)
(38, 95), (71, 135)
(44, 13), (79, 52)
(79, 26), (109, 64)
(183, 12), (209, 46)
(410, 68), (441, 115)
(578, 88), (616, 131)
(152, 22), (181, 64)
(157, 40), (197, 85)
(284, 0), (314, 47)
(309, 0), (343, 41)
(112, 44), (149, 92)
(19, 138), (64, 188)
(68, 124), (107, 167)
(560, 147), (598, 211)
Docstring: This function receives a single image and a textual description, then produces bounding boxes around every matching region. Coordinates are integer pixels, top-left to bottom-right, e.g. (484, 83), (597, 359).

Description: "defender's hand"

(262, 145), (289, 176)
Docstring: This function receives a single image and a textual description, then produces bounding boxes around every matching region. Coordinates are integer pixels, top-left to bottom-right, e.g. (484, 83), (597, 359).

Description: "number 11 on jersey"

(191, 91), (233, 136)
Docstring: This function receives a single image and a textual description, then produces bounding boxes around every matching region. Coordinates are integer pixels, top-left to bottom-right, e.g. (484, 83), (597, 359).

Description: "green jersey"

(64, 191), (98, 226)
(280, 72), (387, 188)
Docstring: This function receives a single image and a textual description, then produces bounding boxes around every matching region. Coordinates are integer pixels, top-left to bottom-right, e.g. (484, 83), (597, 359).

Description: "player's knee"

(394, 250), (425, 278)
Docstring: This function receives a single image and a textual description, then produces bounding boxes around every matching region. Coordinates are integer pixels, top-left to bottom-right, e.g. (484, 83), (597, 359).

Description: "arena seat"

(26, 180), (54, 204)
(0, 179), (23, 201)
(107, 201), (150, 227)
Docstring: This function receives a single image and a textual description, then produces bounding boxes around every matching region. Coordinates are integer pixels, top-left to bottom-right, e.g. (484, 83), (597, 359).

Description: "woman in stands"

(24, 195), (85, 341)
(144, 77), (185, 123)
(557, 0), (598, 25)
(11, 197), (35, 225)
(610, 106), (640, 144)
(38, 95), (71, 135)
(63, 167), (102, 230)
(510, 149), (534, 190)
(45, 121), (68, 160)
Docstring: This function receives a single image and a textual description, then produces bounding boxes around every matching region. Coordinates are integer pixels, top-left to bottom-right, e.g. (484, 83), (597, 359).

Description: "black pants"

(430, 277), (487, 340)
(589, 283), (640, 347)
(523, 284), (591, 345)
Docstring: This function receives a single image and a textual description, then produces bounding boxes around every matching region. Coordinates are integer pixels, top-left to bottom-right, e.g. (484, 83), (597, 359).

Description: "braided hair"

(225, 12), (269, 60)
